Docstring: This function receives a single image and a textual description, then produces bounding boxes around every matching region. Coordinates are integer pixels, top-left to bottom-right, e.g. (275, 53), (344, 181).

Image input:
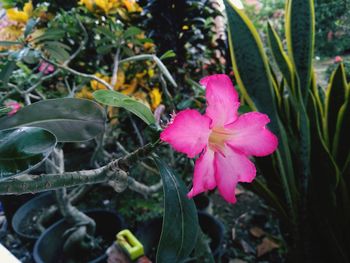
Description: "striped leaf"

(324, 64), (348, 151)
(224, 0), (298, 223)
(267, 22), (295, 95)
(286, 0), (315, 102)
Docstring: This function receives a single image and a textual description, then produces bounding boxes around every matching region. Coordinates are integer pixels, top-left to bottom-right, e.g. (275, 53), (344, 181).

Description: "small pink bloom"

(160, 74), (278, 203)
(334, 56), (343, 63)
(5, 101), (21, 116)
(38, 61), (55, 75)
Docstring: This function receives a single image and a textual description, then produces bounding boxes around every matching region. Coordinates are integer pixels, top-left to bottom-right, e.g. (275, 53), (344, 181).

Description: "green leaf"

(324, 64), (348, 150)
(160, 50), (176, 60)
(0, 41), (22, 47)
(0, 127), (56, 180)
(0, 98), (106, 142)
(24, 19), (37, 37)
(286, 0), (314, 101)
(224, 0), (298, 223)
(0, 60), (16, 88)
(44, 41), (71, 62)
(31, 29), (65, 43)
(93, 90), (155, 125)
(153, 156), (199, 263)
(335, 94), (350, 170)
(124, 26), (143, 39)
(224, 0), (277, 132)
(267, 22), (295, 95)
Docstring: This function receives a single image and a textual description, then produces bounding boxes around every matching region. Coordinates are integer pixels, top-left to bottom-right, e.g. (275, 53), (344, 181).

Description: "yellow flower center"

(208, 126), (233, 152)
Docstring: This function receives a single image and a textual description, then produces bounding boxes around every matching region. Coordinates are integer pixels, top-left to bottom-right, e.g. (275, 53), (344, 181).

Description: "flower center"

(208, 126), (232, 152)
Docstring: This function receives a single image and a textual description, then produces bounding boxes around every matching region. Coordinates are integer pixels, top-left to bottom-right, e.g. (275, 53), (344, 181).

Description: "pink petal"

(200, 74), (240, 127)
(226, 112), (278, 157)
(160, 109), (211, 158)
(214, 146), (256, 203)
(188, 148), (216, 198)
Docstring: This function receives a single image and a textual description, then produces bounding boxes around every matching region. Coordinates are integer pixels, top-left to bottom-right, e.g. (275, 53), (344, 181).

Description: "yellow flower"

(79, 0), (122, 15)
(143, 42), (155, 51)
(121, 0), (142, 12)
(149, 88), (162, 110)
(79, 0), (95, 12)
(0, 26), (23, 51)
(113, 70), (126, 90)
(6, 1), (33, 23)
(76, 87), (94, 99)
(91, 73), (110, 90)
(120, 78), (138, 95)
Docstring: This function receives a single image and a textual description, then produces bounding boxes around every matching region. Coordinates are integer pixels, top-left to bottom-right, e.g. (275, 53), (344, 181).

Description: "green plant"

(225, 0), (350, 261)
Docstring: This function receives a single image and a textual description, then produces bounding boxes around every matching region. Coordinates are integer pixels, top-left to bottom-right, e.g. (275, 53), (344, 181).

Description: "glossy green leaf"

(93, 90), (155, 125)
(0, 127), (56, 180)
(286, 0), (314, 101)
(267, 22), (295, 95)
(324, 64), (348, 150)
(154, 156), (198, 263)
(0, 98), (106, 142)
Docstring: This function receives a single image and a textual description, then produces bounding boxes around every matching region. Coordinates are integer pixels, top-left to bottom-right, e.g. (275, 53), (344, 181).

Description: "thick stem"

(0, 141), (160, 195)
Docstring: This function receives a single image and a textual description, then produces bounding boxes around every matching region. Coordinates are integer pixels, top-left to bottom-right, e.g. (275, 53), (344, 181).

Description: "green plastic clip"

(116, 229), (144, 261)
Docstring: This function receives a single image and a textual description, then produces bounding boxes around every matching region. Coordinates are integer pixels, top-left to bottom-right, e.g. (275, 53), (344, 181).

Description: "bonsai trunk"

(47, 148), (97, 259)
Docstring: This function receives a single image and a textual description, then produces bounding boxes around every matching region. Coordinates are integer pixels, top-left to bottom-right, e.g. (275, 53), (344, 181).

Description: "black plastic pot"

(33, 210), (124, 263)
(136, 211), (225, 261)
(12, 192), (58, 241)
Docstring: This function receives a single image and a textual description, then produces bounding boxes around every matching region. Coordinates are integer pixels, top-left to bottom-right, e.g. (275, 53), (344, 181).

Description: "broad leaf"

(93, 90), (155, 125)
(154, 156), (198, 263)
(0, 98), (106, 142)
(0, 127), (56, 180)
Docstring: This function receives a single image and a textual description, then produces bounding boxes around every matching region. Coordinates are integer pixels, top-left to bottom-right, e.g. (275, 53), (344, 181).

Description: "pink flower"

(160, 74), (278, 203)
(5, 101), (21, 115)
(38, 61), (55, 75)
(334, 56), (343, 63)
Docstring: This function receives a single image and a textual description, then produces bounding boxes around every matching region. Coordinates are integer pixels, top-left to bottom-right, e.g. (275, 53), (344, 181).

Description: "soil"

(213, 184), (286, 263)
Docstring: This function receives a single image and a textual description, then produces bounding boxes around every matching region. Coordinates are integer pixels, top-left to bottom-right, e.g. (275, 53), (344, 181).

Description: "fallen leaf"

(249, 226), (265, 238)
(257, 237), (280, 257)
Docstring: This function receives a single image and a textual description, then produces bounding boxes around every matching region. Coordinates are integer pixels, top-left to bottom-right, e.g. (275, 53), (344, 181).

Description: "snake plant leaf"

(267, 22), (295, 95)
(93, 90), (156, 125)
(324, 64), (348, 150)
(154, 156), (198, 263)
(224, 0), (278, 132)
(334, 94), (350, 170)
(0, 98), (106, 142)
(224, 0), (298, 221)
(0, 127), (57, 180)
(286, 0), (315, 101)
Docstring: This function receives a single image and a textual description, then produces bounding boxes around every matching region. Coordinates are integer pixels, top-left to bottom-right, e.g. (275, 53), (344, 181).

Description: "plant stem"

(0, 141), (161, 195)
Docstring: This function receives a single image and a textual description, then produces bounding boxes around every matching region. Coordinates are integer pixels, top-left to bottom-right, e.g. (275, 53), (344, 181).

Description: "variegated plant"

(224, 0), (350, 261)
